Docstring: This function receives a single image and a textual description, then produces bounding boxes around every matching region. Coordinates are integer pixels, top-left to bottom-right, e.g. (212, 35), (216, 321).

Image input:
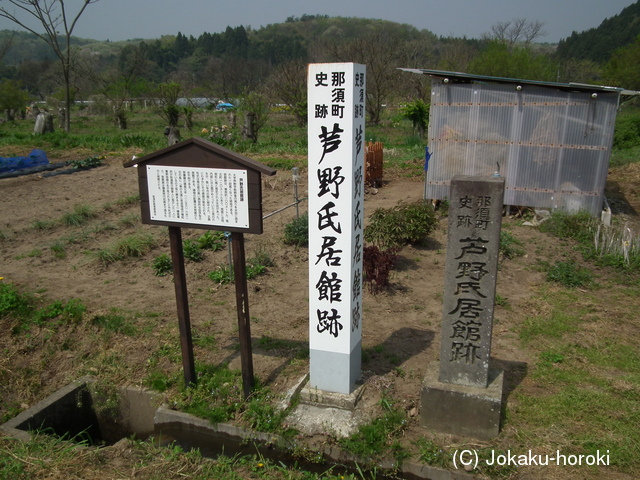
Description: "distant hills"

(556, 1), (640, 63)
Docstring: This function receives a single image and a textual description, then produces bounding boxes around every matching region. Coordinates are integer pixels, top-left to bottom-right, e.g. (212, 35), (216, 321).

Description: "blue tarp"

(0, 149), (49, 173)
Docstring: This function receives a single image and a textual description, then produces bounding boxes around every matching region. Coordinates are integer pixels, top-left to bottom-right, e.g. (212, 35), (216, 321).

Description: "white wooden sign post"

(308, 63), (366, 394)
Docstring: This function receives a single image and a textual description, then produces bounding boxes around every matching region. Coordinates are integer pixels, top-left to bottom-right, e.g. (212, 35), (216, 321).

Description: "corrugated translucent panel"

(426, 82), (619, 216)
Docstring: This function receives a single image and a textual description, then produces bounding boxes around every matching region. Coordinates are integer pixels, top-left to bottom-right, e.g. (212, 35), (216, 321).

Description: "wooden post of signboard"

(231, 232), (255, 399)
(123, 137), (276, 396)
(169, 226), (197, 387)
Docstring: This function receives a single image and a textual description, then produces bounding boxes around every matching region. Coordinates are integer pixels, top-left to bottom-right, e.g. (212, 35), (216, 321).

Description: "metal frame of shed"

(401, 69), (637, 216)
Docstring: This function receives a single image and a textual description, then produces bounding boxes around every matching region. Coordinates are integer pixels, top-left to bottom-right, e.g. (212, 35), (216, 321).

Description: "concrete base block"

(421, 364), (504, 440)
(300, 382), (366, 411)
(287, 382), (368, 437)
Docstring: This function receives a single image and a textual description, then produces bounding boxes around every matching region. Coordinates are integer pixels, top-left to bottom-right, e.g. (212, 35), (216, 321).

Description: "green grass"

(546, 260), (595, 288)
(91, 310), (138, 336)
(510, 285), (640, 474)
(168, 362), (296, 436)
(61, 204), (98, 227)
(93, 233), (157, 266)
(0, 433), (376, 479)
(499, 230), (525, 259)
(339, 398), (409, 462)
(1, 283), (86, 334)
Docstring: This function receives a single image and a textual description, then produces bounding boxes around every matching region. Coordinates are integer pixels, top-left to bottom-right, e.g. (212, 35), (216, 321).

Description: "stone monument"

(421, 175), (506, 439)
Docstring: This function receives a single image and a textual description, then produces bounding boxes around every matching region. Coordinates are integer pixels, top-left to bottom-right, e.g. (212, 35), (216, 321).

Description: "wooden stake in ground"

(169, 226), (197, 387)
(231, 232), (255, 398)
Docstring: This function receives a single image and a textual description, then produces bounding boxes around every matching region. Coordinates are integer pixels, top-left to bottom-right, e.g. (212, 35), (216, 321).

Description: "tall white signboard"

(308, 63), (366, 394)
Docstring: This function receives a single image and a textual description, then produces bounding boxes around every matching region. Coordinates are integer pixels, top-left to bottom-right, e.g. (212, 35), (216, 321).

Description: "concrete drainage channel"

(1, 376), (475, 480)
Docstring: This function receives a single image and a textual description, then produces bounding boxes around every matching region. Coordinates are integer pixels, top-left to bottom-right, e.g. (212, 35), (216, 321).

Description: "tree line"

(1, 3), (640, 132)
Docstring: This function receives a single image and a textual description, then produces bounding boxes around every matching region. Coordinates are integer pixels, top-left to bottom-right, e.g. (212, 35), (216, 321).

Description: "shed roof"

(399, 68), (640, 96)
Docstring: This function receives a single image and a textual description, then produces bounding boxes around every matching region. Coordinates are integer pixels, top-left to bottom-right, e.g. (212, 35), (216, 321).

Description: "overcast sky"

(0, 0), (635, 44)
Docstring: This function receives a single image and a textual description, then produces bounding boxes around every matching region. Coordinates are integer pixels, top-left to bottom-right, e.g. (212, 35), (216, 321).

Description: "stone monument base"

(420, 363), (504, 440)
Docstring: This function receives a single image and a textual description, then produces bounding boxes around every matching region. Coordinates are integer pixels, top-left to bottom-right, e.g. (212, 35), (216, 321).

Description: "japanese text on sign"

(308, 63), (365, 354)
(147, 165), (249, 228)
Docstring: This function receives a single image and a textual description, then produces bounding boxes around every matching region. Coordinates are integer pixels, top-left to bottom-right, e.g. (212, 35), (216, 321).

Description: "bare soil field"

(1, 151), (639, 479)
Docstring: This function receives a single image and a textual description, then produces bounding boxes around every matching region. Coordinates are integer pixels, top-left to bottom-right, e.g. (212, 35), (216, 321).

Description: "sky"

(0, 0), (636, 44)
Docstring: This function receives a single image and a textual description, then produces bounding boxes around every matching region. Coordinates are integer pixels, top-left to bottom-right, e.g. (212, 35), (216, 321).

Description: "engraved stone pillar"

(421, 175), (506, 439)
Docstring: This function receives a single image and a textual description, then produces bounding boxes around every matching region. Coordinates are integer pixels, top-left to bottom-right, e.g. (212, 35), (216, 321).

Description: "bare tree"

(316, 29), (408, 125)
(264, 60), (307, 126)
(487, 18), (546, 50)
(0, 31), (15, 61)
(0, 0), (100, 131)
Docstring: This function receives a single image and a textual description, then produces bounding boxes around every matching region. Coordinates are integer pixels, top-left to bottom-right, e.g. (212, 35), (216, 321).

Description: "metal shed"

(401, 69), (636, 216)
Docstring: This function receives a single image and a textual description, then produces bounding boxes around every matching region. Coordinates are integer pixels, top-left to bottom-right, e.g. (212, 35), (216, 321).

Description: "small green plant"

(208, 265), (233, 284)
(499, 230), (525, 259)
(245, 248), (273, 279)
(414, 437), (450, 468)
(539, 350), (565, 366)
(152, 253), (173, 276)
(31, 219), (54, 230)
(50, 241), (67, 259)
(114, 233), (156, 258)
(364, 201), (436, 250)
(9, 295), (86, 333)
(119, 213), (140, 227)
(183, 239), (204, 262)
(92, 234), (156, 267)
(546, 260), (594, 288)
(68, 156), (105, 169)
(0, 282), (33, 319)
(197, 230), (226, 251)
(144, 370), (177, 392)
(61, 204), (97, 227)
(494, 293), (510, 307)
(246, 262), (266, 279)
(283, 213), (308, 247)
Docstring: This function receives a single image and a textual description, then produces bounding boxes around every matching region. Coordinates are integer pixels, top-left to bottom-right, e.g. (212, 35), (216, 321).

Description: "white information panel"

(147, 165), (249, 228)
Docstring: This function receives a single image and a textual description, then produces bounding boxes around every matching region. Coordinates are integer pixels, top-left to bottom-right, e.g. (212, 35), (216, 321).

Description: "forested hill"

(0, 15), (436, 67)
(555, 0), (640, 63)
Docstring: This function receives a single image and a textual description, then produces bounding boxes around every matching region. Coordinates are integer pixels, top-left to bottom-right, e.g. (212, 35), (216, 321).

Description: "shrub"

(613, 113), (640, 150)
(183, 239), (204, 262)
(363, 245), (399, 294)
(197, 230), (226, 251)
(401, 99), (430, 137)
(153, 253), (173, 276)
(284, 213), (308, 247)
(364, 201), (436, 250)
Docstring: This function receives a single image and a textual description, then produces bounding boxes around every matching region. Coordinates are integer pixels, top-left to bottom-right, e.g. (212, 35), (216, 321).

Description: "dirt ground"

(1, 151), (639, 479)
